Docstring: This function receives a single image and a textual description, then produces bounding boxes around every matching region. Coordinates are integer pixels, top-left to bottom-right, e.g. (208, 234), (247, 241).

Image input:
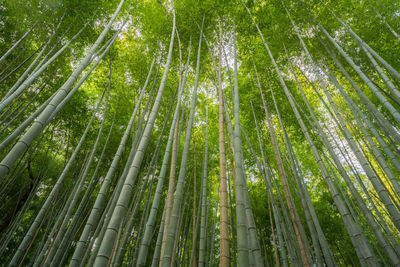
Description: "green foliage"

(1, 0), (400, 265)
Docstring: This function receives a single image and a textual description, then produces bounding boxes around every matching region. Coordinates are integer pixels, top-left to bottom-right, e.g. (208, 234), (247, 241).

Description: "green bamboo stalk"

(93, 12), (175, 266)
(198, 97), (208, 267)
(160, 21), (200, 267)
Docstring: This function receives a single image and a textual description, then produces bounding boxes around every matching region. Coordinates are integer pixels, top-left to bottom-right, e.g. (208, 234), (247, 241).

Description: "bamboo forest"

(2, 0), (400, 266)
